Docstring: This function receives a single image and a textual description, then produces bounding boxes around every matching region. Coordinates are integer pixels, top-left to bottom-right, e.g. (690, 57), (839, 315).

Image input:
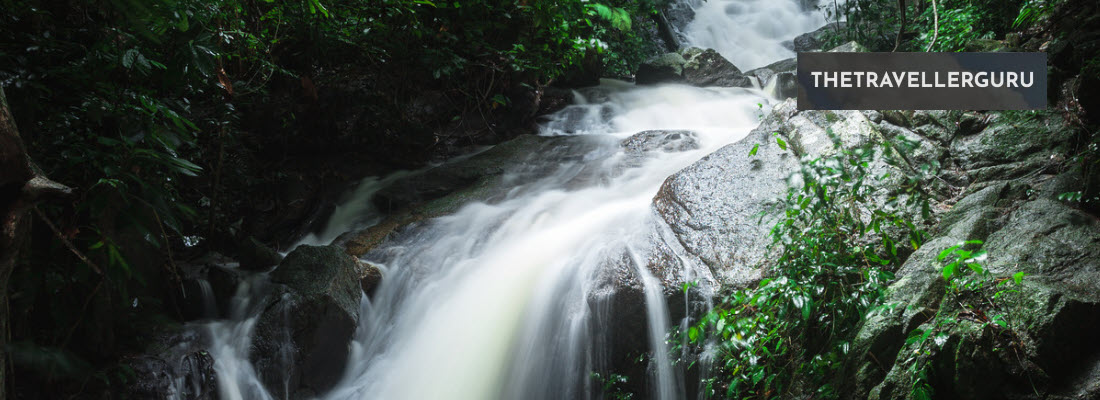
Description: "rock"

(207, 264), (242, 317)
(745, 57), (796, 88)
(592, 220), (716, 399)
(653, 102), (800, 286)
(653, 99), (924, 286)
(662, 0), (695, 41)
(769, 71), (798, 100)
(828, 40), (870, 53)
(179, 278), (219, 321)
(951, 112), (1074, 175)
(251, 245), (363, 398)
(679, 48), (752, 87)
(360, 261), (383, 297)
(372, 134), (599, 212)
(238, 236), (284, 271)
(793, 22), (845, 52)
(982, 198), (1100, 291)
(635, 52), (687, 85)
(173, 252), (242, 320)
(622, 130), (700, 155)
(845, 174), (1100, 399)
(121, 330), (218, 400)
(344, 134), (612, 256)
(537, 86), (575, 117)
(845, 183), (1018, 397)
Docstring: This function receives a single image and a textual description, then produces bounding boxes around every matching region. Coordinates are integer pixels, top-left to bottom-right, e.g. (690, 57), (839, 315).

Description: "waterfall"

(199, 1), (830, 398)
(685, 0), (826, 70)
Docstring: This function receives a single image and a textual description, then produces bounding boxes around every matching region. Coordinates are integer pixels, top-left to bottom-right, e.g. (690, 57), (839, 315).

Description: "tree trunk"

(0, 85), (70, 400)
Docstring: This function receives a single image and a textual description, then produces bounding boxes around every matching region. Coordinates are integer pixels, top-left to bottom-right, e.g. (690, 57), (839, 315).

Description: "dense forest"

(1, 0), (1099, 399)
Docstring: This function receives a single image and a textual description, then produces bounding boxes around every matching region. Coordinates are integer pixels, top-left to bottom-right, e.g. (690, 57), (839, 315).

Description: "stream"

(197, 1), (828, 399)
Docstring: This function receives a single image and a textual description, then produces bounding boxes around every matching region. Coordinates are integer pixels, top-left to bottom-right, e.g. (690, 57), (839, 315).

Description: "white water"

(686, 0), (826, 70)
(200, 1), (828, 399)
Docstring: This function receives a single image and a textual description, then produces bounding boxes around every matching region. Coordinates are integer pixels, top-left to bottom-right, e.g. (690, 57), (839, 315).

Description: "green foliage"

(916, 4), (995, 51)
(0, 0), (660, 395)
(824, 0), (1027, 52)
(900, 240), (1025, 399)
(1013, 0), (1064, 29)
(591, 372), (635, 400)
(683, 132), (926, 399)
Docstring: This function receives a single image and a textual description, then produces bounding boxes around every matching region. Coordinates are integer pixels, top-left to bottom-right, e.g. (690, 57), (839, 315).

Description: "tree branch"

(926, 0), (939, 52)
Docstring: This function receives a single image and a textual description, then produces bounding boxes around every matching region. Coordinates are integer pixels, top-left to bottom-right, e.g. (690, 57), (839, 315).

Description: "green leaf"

(749, 143), (760, 156)
(942, 262), (957, 281)
(776, 137), (787, 151)
(1013, 271), (1026, 285)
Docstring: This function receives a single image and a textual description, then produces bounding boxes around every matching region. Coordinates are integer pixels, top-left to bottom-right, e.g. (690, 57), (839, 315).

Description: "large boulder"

(635, 52), (687, 85)
(652, 101), (801, 286)
(833, 105), (1097, 399)
(653, 99), (927, 286)
(680, 48), (753, 87)
(636, 48), (755, 88)
(251, 245), (363, 399)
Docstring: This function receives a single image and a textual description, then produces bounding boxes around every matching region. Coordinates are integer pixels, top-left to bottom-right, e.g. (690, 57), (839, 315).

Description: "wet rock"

(653, 102), (800, 286)
(622, 130), (700, 155)
(680, 48), (752, 88)
(591, 220), (716, 399)
(745, 57), (796, 88)
(845, 183), (1017, 397)
(345, 134), (611, 256)
(252, 245), (363, 398)
(207, 264), (242, 317)
(952, 112), (1074, 174)
(537, 86), (576, 117)
(770, 71), (798, 100)
(360, 261), (383, 297)
(238, 236), (283, 271)
(179, 278), (219, 321)
(372, 134), (597, 212)
(635, 53), (687, 85)
(121, 330), (218, 400)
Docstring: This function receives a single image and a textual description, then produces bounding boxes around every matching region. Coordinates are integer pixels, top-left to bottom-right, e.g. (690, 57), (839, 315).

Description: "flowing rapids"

(193, 1), (830, 399)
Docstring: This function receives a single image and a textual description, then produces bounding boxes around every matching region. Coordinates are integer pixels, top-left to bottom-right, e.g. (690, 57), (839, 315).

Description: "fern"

(587, 3), (631, 31)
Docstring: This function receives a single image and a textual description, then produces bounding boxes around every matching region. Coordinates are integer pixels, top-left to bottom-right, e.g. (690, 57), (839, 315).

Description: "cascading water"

(198, 1), (831, 399)
(686, 0), (826, 70)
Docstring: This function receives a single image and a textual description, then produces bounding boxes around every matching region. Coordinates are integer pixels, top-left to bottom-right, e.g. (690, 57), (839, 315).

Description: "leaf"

(749, 143), (760, 156)
(122, 48), (139, 69)
(937, 244), (962, 261)
(1013, 271), (1026, 285)
(942, 262), (957, 281)
(776, 137), (787, 151)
